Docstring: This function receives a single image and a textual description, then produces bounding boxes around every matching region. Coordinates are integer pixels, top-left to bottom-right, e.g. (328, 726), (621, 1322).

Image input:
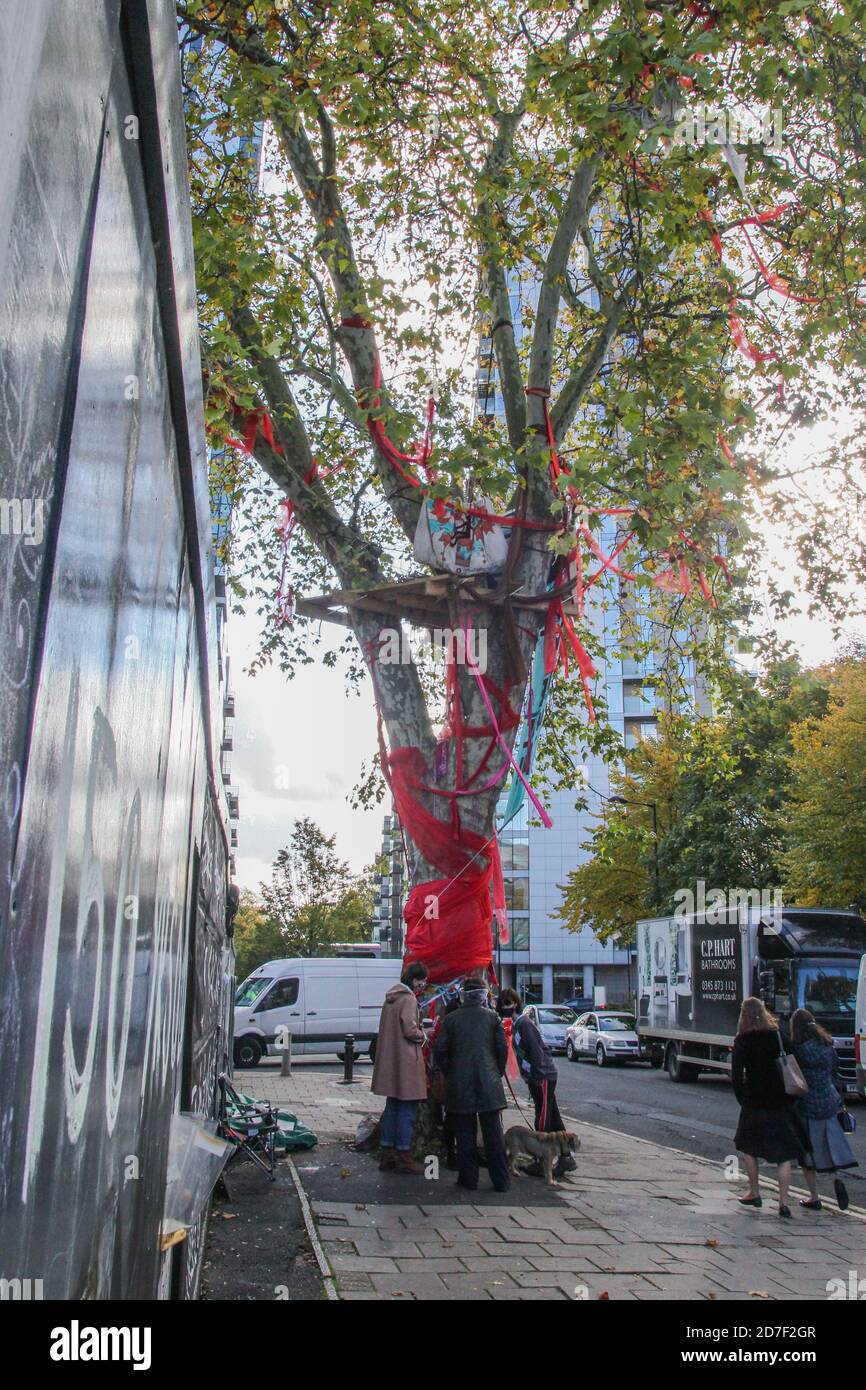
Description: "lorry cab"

(233, 957), (402, 1068)
(755, 910), (865, 1094)
(856, 953), (866, 1097)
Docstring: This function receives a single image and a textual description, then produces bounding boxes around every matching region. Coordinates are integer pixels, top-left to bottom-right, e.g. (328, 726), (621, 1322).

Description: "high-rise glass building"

(481, 265), (711, 1004)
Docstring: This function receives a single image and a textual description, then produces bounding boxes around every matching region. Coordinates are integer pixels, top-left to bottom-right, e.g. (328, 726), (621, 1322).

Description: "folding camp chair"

(217, 1073), (278, 1182)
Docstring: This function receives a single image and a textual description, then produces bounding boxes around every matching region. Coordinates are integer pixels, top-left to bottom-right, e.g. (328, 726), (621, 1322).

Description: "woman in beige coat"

(371, 962), (429, 1174)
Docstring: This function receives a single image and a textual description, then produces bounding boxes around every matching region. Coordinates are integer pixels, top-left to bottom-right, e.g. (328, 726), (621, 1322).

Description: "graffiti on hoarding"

(0, 1), (233, 1299)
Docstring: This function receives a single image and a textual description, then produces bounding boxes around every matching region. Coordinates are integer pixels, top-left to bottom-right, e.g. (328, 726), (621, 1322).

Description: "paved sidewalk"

(237, 1066), (866, 1302)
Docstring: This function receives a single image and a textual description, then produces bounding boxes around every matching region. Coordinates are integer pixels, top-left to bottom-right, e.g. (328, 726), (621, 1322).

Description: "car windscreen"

(600, 1016), (636, 1032)
(538, 1008), (576, 1025)
(235, 976), (273, 1007)
(797, 961), (858, 1017)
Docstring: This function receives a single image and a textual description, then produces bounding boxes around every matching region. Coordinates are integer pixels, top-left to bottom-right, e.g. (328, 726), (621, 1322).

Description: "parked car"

(522, 1004), (577, 1054)
(563, 996), (594, 1015)
(233, 956), (402, 1067)
(565, 1011), (648, 1066)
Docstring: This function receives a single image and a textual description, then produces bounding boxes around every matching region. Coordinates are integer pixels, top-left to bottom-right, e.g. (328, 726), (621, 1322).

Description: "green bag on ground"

(229, 1091), (318, 1152)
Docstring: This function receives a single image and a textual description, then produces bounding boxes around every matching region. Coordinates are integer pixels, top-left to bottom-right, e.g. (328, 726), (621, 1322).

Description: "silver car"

(565, 1011), (644, 1066)
(522, 1004), (577, 1055)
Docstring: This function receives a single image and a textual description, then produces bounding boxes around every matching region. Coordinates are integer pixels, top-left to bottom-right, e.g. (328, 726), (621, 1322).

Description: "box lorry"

(233, 956), (403, 1067)
(636, 906), (866, 1093)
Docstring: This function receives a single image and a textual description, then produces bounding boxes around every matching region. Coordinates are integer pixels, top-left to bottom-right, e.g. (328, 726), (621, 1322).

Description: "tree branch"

(527, 156), (600, 397)
(230, 303), (385, 591)
(478, 107), (528, 448)
(550, 281), (635, 441)
(180, 4), (423, 544)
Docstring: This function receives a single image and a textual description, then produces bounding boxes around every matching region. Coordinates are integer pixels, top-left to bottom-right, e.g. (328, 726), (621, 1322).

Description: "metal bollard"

(280, 1031), (293, 1076)
(342, 1034), (356, 1084)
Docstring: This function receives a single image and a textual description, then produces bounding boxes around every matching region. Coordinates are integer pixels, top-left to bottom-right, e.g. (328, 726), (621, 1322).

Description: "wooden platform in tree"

(294, 573), (582, 629)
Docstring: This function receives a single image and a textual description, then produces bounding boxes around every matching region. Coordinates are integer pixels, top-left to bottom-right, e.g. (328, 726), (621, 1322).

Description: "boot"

(553, 1153), (577, 1179)
(834, 1178), (850, 1211)
(379, 1146), (396, 1171)
(394, 1150), (425, 1175)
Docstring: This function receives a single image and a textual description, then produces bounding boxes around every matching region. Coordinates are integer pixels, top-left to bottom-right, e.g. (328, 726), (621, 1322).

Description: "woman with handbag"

(732, 997), (806, 1219)
(791, 1008), (858, 1211)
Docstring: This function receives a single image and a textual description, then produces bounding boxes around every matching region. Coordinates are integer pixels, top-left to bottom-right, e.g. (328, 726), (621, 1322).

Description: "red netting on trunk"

(403, 870), (494, 985)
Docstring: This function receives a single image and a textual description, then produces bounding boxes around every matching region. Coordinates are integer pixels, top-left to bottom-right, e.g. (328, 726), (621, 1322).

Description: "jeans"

(381, 1097), (418, 1151)
(451, 1111), (511, 1192)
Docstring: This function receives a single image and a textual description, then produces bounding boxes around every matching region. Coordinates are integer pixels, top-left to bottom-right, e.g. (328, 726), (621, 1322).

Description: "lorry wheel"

(368, 1038), (377, 1065)
(566, 1040), (577, 1062)
(595, 1044), (607, 1068)
(666, 1043), (697, 1083)
(233, 1037), (262, 1068)
(649, 1047), (664, 1069)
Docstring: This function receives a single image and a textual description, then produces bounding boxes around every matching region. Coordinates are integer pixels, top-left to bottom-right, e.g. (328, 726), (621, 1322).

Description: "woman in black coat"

(732, 997), (804, 1219)
(433, 976), (510, 1193)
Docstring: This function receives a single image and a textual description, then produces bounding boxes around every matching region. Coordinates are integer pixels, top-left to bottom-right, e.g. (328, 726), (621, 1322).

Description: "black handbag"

(838, 1107), (856, 1134)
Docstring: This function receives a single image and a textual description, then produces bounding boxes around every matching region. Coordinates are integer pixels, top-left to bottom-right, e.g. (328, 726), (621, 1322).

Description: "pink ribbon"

(462, 620), (553, 829)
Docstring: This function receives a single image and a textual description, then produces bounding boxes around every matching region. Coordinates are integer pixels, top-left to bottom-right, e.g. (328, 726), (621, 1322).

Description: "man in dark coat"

(433, 976), (510, 1192)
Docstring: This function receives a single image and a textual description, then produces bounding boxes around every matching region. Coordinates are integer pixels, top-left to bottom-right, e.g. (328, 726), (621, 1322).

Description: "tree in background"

(233, 888), (287, 981)
(260, 816), (375, 956)
(555, 723), (681, 943)
(782, 655), (866, 909)
(180, 0), (866, 940)
(656, 660), (829, 896)
(557, 660), (831, 942)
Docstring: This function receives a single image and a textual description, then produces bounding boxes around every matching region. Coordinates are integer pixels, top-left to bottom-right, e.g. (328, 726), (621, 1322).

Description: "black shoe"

(778, 1205), (792, 1219)
(834, 1179), (850, 1211)
(455, 1178), (477, 1191)
(524, 1159), (544, 1177)
(738, 1195), (762, 1208)
(553, 1154), (577, 1178)
(799, 1199), (823, 1211)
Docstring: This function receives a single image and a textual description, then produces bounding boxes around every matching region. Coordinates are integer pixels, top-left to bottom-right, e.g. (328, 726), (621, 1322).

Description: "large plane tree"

(179, 0), (865, 971)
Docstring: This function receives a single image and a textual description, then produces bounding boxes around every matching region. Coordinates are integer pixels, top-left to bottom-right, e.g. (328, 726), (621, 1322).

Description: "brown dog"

(504, 1125), (580, 1185)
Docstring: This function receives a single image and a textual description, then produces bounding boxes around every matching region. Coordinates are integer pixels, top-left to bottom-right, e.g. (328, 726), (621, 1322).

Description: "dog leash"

(506, 1074), (535, 1127)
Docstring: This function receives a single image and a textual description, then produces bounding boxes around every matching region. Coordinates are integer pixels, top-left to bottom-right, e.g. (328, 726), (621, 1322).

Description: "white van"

(856, 953), (866, 1097)
(233, 957), (403, 1068)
